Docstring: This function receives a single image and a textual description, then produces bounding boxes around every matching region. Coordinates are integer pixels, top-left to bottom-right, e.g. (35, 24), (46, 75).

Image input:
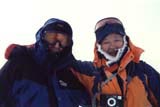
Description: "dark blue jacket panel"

(0, 50), (90, 107)
(140, 61), (160, 105)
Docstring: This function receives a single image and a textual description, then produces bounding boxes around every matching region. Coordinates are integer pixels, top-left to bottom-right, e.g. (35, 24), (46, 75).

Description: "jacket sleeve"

(5, 44), (29, 60)
(0, 58), (18, 106)
(72, 60), (96, 76)
(0, 44), (28, 106)
(141, 61), (160, 106)
(70, 60), (97, 96)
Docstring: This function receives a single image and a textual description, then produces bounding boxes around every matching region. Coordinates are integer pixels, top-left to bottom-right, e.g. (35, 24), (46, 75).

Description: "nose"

(54, 42), (61, 48)
(109, 42), (116, 49)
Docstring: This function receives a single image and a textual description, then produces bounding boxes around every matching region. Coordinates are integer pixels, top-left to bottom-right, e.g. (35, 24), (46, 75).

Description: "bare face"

(100, 33), (124, 56)
(44, 32), (70, 53)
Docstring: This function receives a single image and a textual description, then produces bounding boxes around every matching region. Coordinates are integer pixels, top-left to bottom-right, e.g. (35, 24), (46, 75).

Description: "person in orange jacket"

(72, 17), (160, 107)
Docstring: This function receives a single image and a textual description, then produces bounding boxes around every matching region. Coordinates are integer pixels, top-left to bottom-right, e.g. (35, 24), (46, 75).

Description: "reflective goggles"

(43, 31), (71, 48)
(95, 17), (123, 31)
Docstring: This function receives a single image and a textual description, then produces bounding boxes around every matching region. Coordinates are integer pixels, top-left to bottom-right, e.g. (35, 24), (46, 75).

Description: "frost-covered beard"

(97, 36), (128, 66)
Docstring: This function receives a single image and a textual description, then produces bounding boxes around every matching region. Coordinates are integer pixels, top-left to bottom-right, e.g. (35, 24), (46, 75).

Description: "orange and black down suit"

(72, 36), (160, 107)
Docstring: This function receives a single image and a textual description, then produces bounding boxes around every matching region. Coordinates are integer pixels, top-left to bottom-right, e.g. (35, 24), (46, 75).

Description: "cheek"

(101, 44), (109, 52)
(101, 42), (124, 51)
(57, 36), (69, 45)
(116, 42), (124, 48)
(45, 36), (56, 43)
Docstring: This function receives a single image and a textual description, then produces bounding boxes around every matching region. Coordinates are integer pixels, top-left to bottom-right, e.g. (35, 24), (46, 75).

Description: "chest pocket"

(101, 71), (122, 95)
(56, 69), (86, 89)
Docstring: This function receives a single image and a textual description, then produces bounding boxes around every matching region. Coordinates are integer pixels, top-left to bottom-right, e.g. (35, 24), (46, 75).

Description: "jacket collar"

(93, 36), (144, 72)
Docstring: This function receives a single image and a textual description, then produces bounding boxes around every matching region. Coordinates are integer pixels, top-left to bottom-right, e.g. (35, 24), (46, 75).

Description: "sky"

(0, 0), (160, 72)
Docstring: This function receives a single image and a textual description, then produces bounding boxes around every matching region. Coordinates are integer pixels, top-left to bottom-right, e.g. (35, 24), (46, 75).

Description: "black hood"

(33, 18), (74, 70)
(36, 18), (72, 42)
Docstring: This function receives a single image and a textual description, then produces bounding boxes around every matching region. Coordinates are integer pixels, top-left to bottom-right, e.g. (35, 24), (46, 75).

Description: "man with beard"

(0, 18), (90, 107)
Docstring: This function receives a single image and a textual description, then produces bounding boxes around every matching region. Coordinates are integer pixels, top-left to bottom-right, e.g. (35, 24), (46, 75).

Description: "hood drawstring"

(97, 36), (128, 66)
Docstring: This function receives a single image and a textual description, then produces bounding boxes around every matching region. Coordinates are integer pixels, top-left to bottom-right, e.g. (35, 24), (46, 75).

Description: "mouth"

(48, 45), (62, 53)
(107, 49), (118, 57)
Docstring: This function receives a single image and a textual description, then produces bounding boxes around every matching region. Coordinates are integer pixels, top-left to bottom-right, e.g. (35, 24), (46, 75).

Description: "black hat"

(95, 17), (126, 43)
(44, 21), (72, 37)
(36, 18), (73, 42)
